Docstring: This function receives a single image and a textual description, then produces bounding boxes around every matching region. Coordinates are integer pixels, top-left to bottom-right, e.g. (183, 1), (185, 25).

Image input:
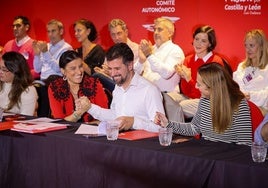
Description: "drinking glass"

(159, 127), (173, 146)
(251, 141), (267, 163)
(106, 120), (119, 141)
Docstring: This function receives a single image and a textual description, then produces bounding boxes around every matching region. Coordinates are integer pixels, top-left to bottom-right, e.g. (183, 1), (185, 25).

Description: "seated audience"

(233, 29), (268, 115)
(33, 19), (72, 80)
(32, 19), (72, 117)
(77, 43), (164, 132)
(170, 25), (225, 118)
(135, 17), (185, 93)
(3, 15), (39, 79)
(93, 18), (139, 92)
(255, 114), (268, 144)
(0, 51), (37, 116)
(155, 62), (253, 146)
(47, 50), (108, 122)
(73, 19), (105, 75)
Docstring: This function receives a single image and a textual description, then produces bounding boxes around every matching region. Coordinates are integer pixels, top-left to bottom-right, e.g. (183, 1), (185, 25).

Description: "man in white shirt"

(33, 19), (72, 80)
(78, 43), (164, 132)
(135, 17), (185, 93)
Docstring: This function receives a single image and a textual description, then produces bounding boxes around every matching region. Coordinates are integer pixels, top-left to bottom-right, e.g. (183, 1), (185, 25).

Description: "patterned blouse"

(48, 75), (108, 122)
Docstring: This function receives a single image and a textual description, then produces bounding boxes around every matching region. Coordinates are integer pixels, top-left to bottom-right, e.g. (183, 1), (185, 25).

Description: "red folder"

(0, 121), (16, 131)
(118, 130), (159, 140)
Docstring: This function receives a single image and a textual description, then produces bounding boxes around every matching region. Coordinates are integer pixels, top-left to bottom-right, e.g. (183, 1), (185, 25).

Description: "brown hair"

(198, 62), (245, 133)
(0, 51), (33, 110)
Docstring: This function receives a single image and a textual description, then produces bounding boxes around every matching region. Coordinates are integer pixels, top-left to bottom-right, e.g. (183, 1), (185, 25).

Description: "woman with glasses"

(0, 51), (37, 115)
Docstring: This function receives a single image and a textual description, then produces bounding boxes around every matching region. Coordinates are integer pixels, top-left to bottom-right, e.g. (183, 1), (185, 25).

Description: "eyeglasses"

(0, 67), (10, 73)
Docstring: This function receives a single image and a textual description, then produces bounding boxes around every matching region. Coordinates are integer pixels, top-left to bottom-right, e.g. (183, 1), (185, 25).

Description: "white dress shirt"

(134, 40), (185, 92)
(88, 73), (165, 132)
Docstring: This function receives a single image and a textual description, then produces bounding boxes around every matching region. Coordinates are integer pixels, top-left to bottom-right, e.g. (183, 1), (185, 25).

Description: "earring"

(63, 75), (67, 81)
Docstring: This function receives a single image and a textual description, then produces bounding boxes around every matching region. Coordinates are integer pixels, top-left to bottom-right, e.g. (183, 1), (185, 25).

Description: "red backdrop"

(0, 0), (267, 70)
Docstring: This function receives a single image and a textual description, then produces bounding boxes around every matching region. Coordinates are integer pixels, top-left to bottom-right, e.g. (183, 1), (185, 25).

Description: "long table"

(0, 123), (268, 188)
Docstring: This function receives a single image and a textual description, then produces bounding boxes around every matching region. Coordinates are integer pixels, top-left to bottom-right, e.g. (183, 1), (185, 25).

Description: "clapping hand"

(94, 62), (111, 78)
(32, 40), (41, 55)
(175, 64), (191, 82)
(32, 40), (48, 55)
(138, 39), (153, 63)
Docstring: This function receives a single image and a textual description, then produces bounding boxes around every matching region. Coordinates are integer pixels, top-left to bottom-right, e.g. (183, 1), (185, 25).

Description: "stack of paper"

(11, 118), (67, 134)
